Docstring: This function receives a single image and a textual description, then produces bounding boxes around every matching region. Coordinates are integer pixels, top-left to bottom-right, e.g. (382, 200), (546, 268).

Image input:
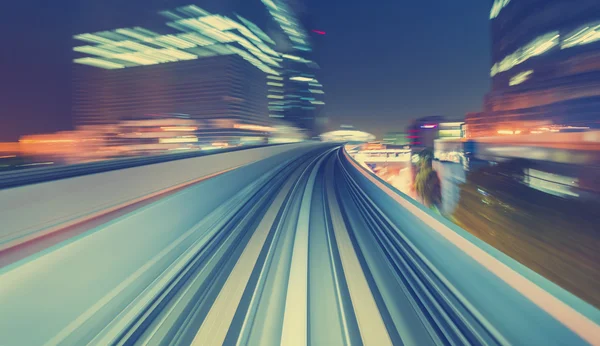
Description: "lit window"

(562, 23), (600, 49)
(491, 32), (558, 77)
(490, 0), (510, 19)
(509, 70), (533, 86)
(290, 76), (314, 82)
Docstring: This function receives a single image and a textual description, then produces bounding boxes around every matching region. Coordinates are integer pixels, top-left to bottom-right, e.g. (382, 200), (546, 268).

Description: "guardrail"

(0, 144), (286, 190)
(0, 143), (318, 252)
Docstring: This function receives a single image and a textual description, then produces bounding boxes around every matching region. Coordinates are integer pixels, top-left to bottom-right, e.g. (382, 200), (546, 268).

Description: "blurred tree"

(415, 148), (442, 210)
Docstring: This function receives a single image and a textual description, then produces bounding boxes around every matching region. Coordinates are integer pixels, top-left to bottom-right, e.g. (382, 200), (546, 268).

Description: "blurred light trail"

(0, 144), (598, 345)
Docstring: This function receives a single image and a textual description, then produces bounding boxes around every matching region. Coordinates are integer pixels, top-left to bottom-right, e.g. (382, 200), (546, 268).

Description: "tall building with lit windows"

(73, 5), (282, 145)
(467, 0), (600, 137)
(261, 0), (326, 136)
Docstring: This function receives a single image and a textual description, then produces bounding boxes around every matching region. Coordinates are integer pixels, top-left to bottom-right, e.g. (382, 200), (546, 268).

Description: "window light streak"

(74, 57), (124, 69)
(309, 89), (324, 94)
(262, 0), (311, 51)
(75, 6), (282, 74)
(561, 24), (600, 49)
(268, 75), (284, 80)
(237, 15), (276, 45)
(134, 27), (160, 37)
(199, 15), (236, 31)
(509, 70), (534, 86)
(491, 32), (559, 77)
(179, 33), (214, 46)
(74, 34), (116, 45)
(233, 124), (274, 132)
(179, 5), (210, 18)
(262, 0), (278, 10)
(156, 35), (196, 49)
(309, 100), (325, 105)
(290, 76), (314, 82)
(267, 82), (284, 87)
(283, 54), (302, 60)
(439, 122), (464, 127)
(268, 95), (285, 99)
(490, 0), (510, 19)
(115, 28), (153, 41)
(159, 136), (198, 144)
(160, 126), (197, 131)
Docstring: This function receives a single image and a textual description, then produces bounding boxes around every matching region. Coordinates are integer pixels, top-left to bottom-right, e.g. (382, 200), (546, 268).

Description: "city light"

(491, 32), (559, 77)
(211, 142), (229, 147)
(312, 30), (326, 35)
(290, 76), (314, 82)
(73, 6), (282, 75)
(561, 23), (600, 49)
(233, 124), (274, 132)
(439, 122), (465, 127)
(160, 126), (197, 132)
(490, 0), (511, 19)
(158, 136), (198, 143)
(509, 70), (534, 86)
(420, 124), (437, 129)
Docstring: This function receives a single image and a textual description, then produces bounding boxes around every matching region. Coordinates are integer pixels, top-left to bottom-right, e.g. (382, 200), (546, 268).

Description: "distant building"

(405, 117), (465, 148)
(438, 121), (465, 139)
(268, 120), (308, 144)
(320, 130), (375, 143)
(262, 0), (326, 136)
(468, 0), (600, 137)
(406, 116), (445, 148)
(19, 128), (111, 164)
(116, 114), (200, 155)
(382, 132), (409, 146)
(73, 5), (280, 145)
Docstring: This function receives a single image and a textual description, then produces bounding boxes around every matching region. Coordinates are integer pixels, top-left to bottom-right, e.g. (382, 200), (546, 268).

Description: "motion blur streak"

(0, 144), (598, 345)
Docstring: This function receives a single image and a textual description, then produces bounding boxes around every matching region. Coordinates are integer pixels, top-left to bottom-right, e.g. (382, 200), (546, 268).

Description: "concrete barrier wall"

(0, 143), (316, 247)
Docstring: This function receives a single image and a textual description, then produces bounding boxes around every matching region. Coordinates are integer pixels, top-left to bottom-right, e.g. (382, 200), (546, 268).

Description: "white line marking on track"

(280, 151), (330, 346)
(190, 172), (300, 346)
(325, 159), (394, 346)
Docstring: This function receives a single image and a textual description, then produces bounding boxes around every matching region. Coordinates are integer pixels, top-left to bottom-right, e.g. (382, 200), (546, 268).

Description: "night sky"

(1, 0), (490, 141)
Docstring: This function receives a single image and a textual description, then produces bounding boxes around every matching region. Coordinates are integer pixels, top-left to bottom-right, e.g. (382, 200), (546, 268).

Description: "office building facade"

(73, 5), (280, 145)
(406, 116), (446, 148)
(468, 0), (600, 137)
(261, 0), (326, 136)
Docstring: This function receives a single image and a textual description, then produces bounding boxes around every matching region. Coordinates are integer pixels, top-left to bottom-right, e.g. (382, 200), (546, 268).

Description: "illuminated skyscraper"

(73, 5), (281, 145)
(467, 0), (600, 137)
(261, 0), (326, 136)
